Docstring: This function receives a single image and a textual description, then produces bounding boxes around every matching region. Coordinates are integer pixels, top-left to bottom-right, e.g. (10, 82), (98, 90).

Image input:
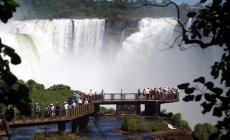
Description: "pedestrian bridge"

(0, 93), (179, 136)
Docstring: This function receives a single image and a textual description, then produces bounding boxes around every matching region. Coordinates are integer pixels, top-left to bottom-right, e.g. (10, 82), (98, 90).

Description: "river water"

(4, 116), (157, 140)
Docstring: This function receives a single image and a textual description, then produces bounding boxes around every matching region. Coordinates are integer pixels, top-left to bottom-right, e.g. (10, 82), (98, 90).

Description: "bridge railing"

(10, 103), (94, 123)
(102, 93), (179, 101)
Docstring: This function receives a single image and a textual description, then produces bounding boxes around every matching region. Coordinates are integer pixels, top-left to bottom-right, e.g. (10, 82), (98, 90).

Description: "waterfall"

(0, 17), (222, 128)
(0, 19), (105, 84)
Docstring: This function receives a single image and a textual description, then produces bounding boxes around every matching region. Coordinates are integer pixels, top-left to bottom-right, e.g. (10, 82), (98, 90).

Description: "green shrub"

(148, 121), (168, 131)
(121, 118), (167, 132)
(170, 113), (191, 130)
(193, 123), (223, 140)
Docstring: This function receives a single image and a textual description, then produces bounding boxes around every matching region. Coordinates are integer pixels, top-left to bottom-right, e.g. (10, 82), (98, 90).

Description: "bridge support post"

(58, 122), (66, 134)
(94, 104), (100, 114)
(145, 102), (160, 116)
(136, 104), (141, 115)
(72, 119), (79, 133)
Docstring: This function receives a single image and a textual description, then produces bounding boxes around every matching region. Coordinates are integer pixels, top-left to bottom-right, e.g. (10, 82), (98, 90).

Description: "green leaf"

(178, 83), (190, 89)
(201, 102), (214, 114)
(4, 108), (15, 121)
(185, 87), (196, 94)
(200, 0), (207, 3)
(213, 0), (222, 6)
(205, 82), (214, 90)
(212, 87), (223, 96)
(187, 12), (197, 18)
(227, 89), (230, 97)
(195, 94), (202, 101)
(5, 0), (20, 7)
(11, 53), (21, 64)
(204, 93), (216, 102)
(213, 107), (222, 117)
(183, 95), (194, 102)
(193, 77), (205, 84)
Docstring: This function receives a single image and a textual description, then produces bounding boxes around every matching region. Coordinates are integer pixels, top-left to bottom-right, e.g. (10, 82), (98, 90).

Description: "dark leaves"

(0, 0), (20, 23)
(201, 102), (214, 114)
(0, 0), (31, 117)
(183, 95), (194, 102)
(187, 12), (197, 18)
(227, 89), (230, 97)
(4, 108), (14, 121)
(212, 0), (222, 6)
(178, 83), (190, 89)
(200, 0), (207, 3)
(213, 107), (222, 117)
(195, 94), (202, 101)
(204, 93), (216, 102)
(185, 87), (196, 94)
(212, 87), (223, 96)
(194, 77), (205, 84)
(205, 82), (214, 90)
(3, 45), (21, 64)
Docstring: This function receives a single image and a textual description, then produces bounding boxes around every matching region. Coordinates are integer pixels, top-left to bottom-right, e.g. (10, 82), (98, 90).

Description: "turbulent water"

(0, 17), (222, 128)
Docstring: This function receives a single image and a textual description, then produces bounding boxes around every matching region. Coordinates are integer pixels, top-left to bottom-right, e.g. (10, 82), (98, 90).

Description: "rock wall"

(103, 16), (141, 53)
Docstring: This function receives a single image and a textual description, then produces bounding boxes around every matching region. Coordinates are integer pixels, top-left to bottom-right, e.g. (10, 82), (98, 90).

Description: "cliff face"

(103, 16), (141, 53)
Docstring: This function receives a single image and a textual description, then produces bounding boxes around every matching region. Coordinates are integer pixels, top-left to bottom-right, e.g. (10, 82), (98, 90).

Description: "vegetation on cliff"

(0, 79), (75, 111)
(14, 0), (195, 20)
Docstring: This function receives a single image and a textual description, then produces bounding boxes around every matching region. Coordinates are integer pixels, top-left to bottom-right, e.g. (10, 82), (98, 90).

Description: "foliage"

(100, 106), (115, 113)
(175, 0), (230, 139)
(47, 84), (71, 91)
(26, 79), (45, 91)
(139, 0), (230, 139)
(170, 113), (191, 130)
(14, 0), (190, 20)
(121, 118), (167, 132)
(193, 123), (223, 140)
(32, 134), (88, 140)
(30, 85), (73, 109)
(0, 0), (31, 119)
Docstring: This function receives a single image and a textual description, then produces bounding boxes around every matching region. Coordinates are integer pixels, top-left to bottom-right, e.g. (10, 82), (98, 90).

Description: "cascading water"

(0, 19), (105, 87)
(0, 17), (222, 128)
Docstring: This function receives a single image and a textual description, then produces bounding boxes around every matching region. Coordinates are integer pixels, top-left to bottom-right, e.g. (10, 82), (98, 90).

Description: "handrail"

(6, 93), (179, 124)
(10, 103), (94, 123)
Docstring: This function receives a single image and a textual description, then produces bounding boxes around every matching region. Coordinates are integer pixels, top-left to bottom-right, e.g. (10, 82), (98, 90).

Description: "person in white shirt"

(63, 102), (69, 116)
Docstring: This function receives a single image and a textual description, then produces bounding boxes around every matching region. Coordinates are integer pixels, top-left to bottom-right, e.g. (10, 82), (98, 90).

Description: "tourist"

(63, 102), (69, 116)
(50, 104), (55, 119)
(100, 89), (104, 100)
(120, 89), (124, 100)
(78, 98), (83, 105)
(55, 102), (61, 118)
(137, 88), (141, 100)
(72, 100), (77, 108)
(34, 103), (40, 119)
(144, 88), (150, 100)
(84, 98), (89, 104)
(88, 89), (92, 101)
(44, 105), (50, 118)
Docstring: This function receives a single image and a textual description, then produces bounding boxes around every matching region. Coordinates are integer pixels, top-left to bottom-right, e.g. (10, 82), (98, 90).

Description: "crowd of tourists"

(137, 87), (180, 100)
(33, 91), (92, 119)
(32, 87), (179, 118)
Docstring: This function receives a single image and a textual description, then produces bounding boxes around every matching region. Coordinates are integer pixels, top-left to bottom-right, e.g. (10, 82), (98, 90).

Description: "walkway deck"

(0, 93), (179, 136)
